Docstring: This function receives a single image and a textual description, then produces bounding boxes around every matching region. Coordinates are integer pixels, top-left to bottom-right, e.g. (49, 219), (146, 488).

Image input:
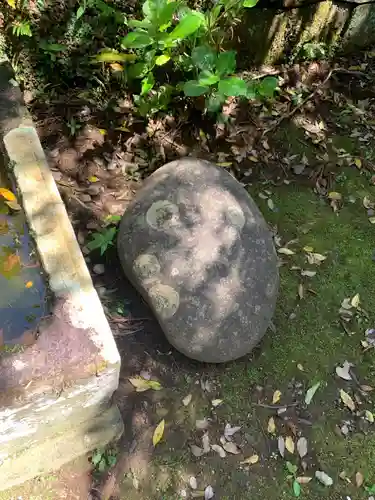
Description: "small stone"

(93, 263), (105, 275)
(80, 193), (92, 203)
(96, 286), (107, 297)
(49, 148), (60, 159)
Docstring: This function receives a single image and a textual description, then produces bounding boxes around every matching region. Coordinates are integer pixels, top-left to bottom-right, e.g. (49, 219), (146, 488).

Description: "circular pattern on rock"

(227, 205), (245, 230)
(133, 254), (161, 280)
(146, 200), (179, 230)
(148, 283), (179, 319)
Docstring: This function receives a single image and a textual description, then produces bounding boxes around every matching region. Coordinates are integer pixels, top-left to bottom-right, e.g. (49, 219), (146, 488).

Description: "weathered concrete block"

(0, 62), (123, 491)
(118, 159), (278, 363)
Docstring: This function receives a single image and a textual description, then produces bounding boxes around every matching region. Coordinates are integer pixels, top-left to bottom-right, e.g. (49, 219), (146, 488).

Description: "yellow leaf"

(340, 389), (356, 411)
(6, 0), (16, 8)
(216, 162), (232, 167)
(93, 50), (137, 63)
(285, 436), (295, 454)
(240, 454), (259, 465)
(5, 200), (22, 211)
(88, 176), (99, 183)
(25, 281), (33, 288)
(365, 410), (374, 423)
(109, 63), (124, 72)
(272, 390), (281, 404)
(351, 293), (360, 308)
(153, 419), (165, 446)
(128, 376), (162, 392)
(354, 158), (362, 169)
(0, 188), (16, 201)
(303, 246), (314, 252)
(98, 129), (107, 135)
(267, 417), (276, 434)
(328, 191), (342, 201)
(249, 155), (258, 162)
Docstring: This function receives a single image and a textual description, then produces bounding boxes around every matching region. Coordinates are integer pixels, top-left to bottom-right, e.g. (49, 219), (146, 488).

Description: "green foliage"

(300, 41), (327, 60)
(87, 226), (117, 255)
(3, 0), (279, 118)
(90, 448), (117, 473)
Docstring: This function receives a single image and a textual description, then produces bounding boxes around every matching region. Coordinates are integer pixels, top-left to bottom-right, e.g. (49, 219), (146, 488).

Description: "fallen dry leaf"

(0, 187), (16, 201)
(240, 454), (259, 465)
(202, 433), (210, 453)
(267, 417), (276, 434)
(211, 444), (226, 458)
(204, 485), (214, 500)
(335, 361), (352, 381)
(307, 252), (327, 266)
(297, 437), (307, 458)
(340, 389), (356, 411)
(361, 384), (374, 392)
(278, 248), (295, 256)
(272, 390), (282, 404)
(339, 470), (351, 483)
(153, 419), (165, 446)
(224, 424), (241, 439)
(351, 293), (360, 308)
(278, 436), (285, 457)
(296, 476), (312, 484)
(298, 283), (304, 299)
(301, 270), (316, 277)
(129, 376), (162, 392)
(297, 363), (304, 371)
(315, 471), (333, 486)
(305, 381), (321, 405)
(211, 399), (223, 407)
(189, 477), (198, 490)
(190, 445), (204, 457)
(285, 436), (295, 454)
(182, 394), (192, 406)
(365, 410), (374, 423)
(223, 441), (240, 454)
(355, 471), (364, 487)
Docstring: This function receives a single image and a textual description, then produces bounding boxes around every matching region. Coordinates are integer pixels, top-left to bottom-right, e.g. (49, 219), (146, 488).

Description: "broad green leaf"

(205, 92), (225, 112)
(286, 461), (298, 475)
(243, 0), (259, 6)
(183, 80), (209, 97)
(40, 42), (67, 52)
(198, 72), (220, 86)
(157, 1), (179, 27)
(216, 51), (236, 76)
(127, 62), (149, 79)
(246, 82), (257, 99)
(155, 54), (170, 65)
(305, 381), (321, 405)
(141, 73), (155, 95)
(93, 50), (137, 63)
(258, 76), (278, 98)
(293, 480), (301, 497)
(122, 32), (153, 49)
(76, 5), (85, 19)
(168, 12), (203, 41)
(192, 45), (216, 70)
(153, 419), (165, 446)
(218, 77), (248, 97)
(128, 19), (152, 29)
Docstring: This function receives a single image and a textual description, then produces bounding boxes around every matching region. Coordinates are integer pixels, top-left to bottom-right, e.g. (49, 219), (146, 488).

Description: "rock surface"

(117, 159), (278, 363)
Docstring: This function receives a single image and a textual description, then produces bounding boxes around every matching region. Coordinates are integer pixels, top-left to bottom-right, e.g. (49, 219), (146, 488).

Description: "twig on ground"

(253, 402), (298, 409)
(262, 67), (368, 136)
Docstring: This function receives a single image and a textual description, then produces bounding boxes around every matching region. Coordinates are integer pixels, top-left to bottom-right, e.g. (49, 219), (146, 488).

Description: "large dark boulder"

(117, 158), (278, 363)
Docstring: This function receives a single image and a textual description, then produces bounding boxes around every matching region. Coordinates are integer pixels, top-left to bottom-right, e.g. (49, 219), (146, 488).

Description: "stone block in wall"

(341, 3), (375, 48)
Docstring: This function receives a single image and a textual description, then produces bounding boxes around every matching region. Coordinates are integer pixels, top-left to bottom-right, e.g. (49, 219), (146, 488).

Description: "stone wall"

(236, 0), (375, 64)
